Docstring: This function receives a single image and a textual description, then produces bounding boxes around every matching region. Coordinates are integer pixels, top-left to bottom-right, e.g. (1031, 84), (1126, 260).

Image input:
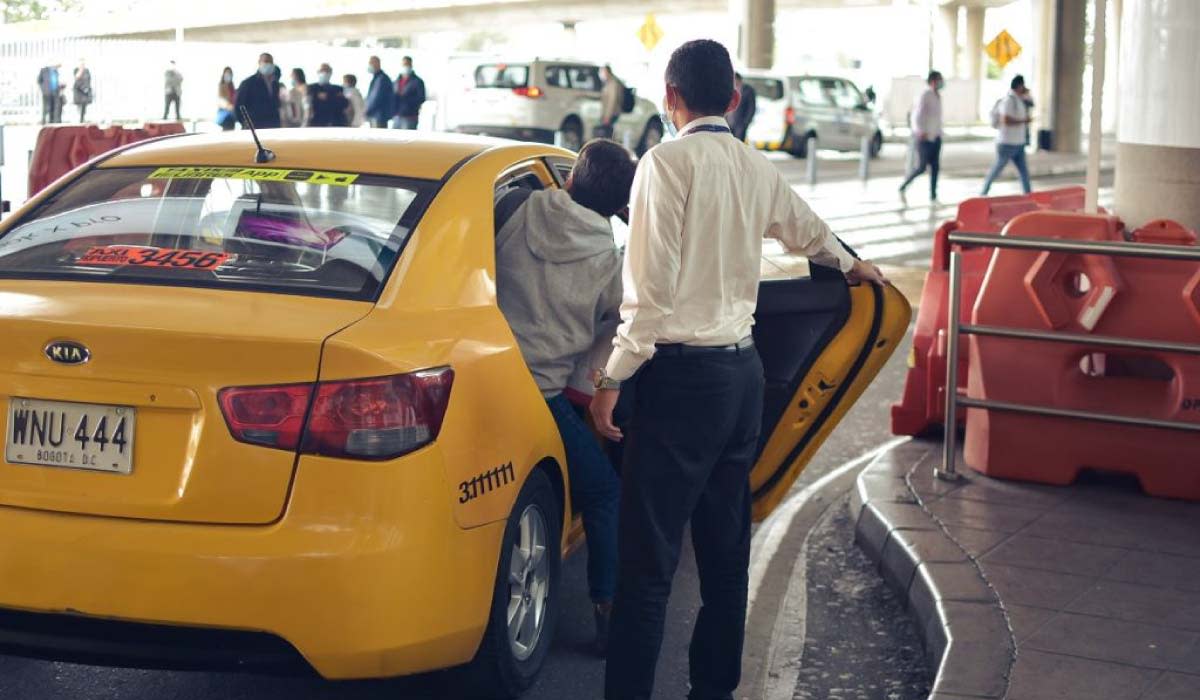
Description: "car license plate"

(5, 398), (135, 474)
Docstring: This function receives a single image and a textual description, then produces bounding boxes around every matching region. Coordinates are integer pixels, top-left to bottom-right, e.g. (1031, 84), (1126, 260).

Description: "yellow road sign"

(986, 30), (1022, 69)
(638, 13), (664, 52)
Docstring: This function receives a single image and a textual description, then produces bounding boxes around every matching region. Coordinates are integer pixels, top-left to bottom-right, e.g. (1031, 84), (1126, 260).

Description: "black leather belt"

(654, 337), (755, 356)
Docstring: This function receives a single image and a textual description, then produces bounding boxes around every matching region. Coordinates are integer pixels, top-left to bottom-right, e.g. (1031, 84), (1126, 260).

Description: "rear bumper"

(453, 125), (557, 144)
(0, 450), (506, 679)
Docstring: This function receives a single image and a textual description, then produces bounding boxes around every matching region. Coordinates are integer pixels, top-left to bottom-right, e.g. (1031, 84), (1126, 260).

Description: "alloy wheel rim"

(506, 504), (549, 661)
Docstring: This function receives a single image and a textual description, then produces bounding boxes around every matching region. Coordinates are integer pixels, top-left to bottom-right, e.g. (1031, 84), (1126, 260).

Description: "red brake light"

(301, 367), (454, 460)
(218, 384), (312, 450)
(785, 106), (796, 125)
(218, 367), (454, 460)
(513, 86), (543, 99)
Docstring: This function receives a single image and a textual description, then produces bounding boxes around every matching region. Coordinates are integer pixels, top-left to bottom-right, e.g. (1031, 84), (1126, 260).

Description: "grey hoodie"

(495, 188), (623, 397)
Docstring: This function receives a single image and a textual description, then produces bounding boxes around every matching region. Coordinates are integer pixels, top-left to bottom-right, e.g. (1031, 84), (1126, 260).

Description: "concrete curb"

(850, 441), (1015, 699)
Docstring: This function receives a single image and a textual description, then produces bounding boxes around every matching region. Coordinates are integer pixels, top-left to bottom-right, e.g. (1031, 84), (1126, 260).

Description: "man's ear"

(726, 87), (741, 115)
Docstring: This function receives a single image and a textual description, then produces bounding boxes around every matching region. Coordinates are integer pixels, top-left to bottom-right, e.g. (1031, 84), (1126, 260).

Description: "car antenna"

(238, 106), (275, 164)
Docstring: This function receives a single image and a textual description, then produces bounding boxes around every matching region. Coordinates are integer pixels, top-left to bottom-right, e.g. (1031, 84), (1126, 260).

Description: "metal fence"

(937, 232), (1200, 481)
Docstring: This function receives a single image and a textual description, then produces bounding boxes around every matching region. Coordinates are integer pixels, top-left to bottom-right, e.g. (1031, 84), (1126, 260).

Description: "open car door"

(749, 260), (911, 521)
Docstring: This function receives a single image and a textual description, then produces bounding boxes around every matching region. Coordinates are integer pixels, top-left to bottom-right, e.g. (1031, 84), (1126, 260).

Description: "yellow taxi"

(0, 129), (909, 696)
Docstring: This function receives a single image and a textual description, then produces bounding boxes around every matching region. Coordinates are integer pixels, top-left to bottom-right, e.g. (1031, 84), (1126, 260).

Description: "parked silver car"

(743, 72), (883, 159)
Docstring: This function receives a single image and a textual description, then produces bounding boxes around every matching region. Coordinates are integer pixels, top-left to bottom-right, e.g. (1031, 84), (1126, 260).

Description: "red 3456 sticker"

(79, 246), (234, 270)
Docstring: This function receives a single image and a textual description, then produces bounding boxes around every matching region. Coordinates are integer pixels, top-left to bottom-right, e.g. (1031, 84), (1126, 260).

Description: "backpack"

(989, 97), (1005, 129)
(621, 86), (636, 113)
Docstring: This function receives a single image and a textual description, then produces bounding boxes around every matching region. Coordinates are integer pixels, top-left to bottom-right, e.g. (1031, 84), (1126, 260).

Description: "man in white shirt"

(898, 70), (944, 204)
(982, 74), (1034, 194)
(589, 39), (886, 700)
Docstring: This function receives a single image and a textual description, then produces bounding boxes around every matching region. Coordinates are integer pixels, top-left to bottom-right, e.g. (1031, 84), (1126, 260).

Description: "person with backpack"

(898, 70), (944, 204)
(982, 75), (1034, 195)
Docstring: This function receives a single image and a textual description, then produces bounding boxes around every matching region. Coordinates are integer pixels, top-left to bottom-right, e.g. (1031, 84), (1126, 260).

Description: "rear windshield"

(475, 64), (529, 89)
(744, 77), (784, 101)
(0, 166), (438, 301)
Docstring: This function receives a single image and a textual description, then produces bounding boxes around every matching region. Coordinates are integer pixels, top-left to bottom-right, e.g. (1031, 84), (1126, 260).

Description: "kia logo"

(44, 341), (90, 365)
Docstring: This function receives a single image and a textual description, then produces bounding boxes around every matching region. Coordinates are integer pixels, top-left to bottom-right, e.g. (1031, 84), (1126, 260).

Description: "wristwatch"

(592, 368), (621, 391)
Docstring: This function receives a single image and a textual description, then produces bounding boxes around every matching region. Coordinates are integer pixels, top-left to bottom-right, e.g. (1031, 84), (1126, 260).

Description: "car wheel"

(463, 469), (561, 699)
(559, 118), (583, 152)
(637, 117), (664, 156)
(869, 130), (883, 159)
(788, 131), (814, 159)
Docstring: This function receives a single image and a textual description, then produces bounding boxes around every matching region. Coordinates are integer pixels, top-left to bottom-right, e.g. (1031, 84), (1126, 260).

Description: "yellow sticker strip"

(148, 166), (359, 187)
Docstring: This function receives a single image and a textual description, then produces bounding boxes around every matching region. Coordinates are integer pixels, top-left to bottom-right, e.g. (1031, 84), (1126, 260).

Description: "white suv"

(447, 60), (664, 155)
(743, 72), (883, 159)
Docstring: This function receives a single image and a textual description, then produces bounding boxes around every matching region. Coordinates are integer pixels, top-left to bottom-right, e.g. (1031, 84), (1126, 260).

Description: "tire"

(559, 118), (583, 152)
(787, 130), (814, 159)
(462, 469), (562, 699)
(869, 130), (883, 159)
(636, 117), (664, 156)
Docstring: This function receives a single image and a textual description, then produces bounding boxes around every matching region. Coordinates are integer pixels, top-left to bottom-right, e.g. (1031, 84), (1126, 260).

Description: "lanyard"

(684, 124), (732, 136)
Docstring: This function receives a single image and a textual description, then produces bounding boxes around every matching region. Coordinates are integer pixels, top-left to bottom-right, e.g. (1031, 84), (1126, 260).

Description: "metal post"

(858, 133), (871, 182)
(806, 135), (818, 186)
(937, 250), (964, 481)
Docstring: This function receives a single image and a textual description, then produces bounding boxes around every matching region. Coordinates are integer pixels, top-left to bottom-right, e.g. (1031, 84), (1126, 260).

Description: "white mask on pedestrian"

(398, 66), (411, 77)
(317, 72), (331, 85)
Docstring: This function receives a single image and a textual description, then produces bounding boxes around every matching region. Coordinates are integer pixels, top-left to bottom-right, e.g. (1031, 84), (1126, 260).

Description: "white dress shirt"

(911, 87), (943, 141)
(604, 116), (856, 382)
(996, 91), (1028, 146)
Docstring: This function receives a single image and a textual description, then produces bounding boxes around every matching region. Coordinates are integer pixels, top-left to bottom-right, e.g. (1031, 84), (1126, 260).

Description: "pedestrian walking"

(364, 55), (393, 128)
(308, 63), (349, 127)
(234, 53), (282, 129)
(590, 39), (886, 700)
(72, 59), (92, 123)
(217, 67), (237, 130)
(163, 60), (183, 120)
(598, 64), (625, 138)
(343, 74), (365, 127)
(37, 63), (64, 124)
(898, 70), (944, 204)
(282, 68), (308, 127)
(493, 138), (637, 657)
(726, 72), (757, 142)
(392, 56), (425, 130)
(982, 75), (1034, 195)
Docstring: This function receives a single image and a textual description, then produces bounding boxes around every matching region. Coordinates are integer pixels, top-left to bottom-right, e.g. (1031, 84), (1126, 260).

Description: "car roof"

(102, 129), (513, 181)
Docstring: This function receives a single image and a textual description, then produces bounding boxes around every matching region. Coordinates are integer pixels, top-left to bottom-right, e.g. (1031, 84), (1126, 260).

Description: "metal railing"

(937, 231), (1200, 481)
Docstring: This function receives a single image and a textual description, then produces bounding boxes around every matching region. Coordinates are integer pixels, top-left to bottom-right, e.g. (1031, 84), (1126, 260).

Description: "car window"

(0, 166), (437, 301)
(796, 78), (832, 108)
(830, 80), (865, 110)
(743, 77), (784, 101)
(475, 64), (529, 89)
(568, 66), (601, 92)
(544, 65), (571, 89)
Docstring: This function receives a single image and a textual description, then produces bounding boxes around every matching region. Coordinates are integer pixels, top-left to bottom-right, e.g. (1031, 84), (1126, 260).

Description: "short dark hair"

(1010, 74), (1025, 90)
(343, 74), (357, 87)
(402, 55), (413, 65)
(259, 53), (273, 63)
(665, 39), (735, 116)
(567, 139), (637, 218)
(927, 70), (943, 83)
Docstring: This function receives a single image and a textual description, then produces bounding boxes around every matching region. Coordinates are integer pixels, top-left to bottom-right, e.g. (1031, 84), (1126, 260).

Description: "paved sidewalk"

(853, 439), (1200, 700)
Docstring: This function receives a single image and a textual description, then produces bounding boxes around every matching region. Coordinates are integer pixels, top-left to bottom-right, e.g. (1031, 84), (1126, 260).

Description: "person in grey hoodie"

(493, 138), (637, 656)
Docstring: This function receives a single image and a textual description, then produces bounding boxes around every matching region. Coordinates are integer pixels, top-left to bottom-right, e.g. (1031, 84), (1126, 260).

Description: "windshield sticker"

(78, 246), (235, 270)
(148, 167), (359, 187)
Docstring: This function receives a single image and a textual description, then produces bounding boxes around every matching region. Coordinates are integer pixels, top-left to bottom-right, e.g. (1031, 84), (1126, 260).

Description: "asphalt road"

(0, 155), (1110, 700)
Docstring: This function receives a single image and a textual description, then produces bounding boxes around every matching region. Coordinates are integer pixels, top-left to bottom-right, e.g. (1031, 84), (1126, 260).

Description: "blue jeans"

(982, 143), (1032, 194)
(392, 115), (418, 129)
(546, 393), (620, 603)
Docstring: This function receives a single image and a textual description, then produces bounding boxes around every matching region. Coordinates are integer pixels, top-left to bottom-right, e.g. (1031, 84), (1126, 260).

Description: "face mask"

(317, 72), (331, 85)
(659, 98), (678, 138)
(223, 73), (232, 83)
(398, 66), (411, 76)
(367, 65), (376, 74)
(259, 63), (274, 77)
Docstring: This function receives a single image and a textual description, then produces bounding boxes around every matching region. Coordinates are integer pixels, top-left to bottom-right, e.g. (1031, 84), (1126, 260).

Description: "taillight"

(785, 106), (796, 125)
(218, 383), (312, 450)
(218, 367), (454, 460)
(513, 86), (543, 98)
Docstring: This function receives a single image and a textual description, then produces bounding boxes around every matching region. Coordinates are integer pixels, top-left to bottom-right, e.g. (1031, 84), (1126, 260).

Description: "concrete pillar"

(965, 7), (985, 83)
(1114, 0), (1200, 231)
(935, 4), (960, 77)
(740, 0), (775, 70)
(1051, 0), (1087, 153)
(1032, 0), (1058, 150)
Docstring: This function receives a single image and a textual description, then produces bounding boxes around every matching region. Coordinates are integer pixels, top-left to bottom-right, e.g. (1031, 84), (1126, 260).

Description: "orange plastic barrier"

(964, 211), (1200, 500)
(27, 122), (186, 199)
(891, 187), (1089, 435)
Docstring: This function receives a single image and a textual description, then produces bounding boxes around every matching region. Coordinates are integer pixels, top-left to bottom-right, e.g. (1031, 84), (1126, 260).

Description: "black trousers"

(605, 347), (765, 700)
(899, 137), (942, 199)
(163, 92), (181, 120)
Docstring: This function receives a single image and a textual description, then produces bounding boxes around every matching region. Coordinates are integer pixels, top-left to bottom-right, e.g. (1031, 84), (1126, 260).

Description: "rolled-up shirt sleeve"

(767, 170), (855, 273)
(604, 152), (687, 382)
